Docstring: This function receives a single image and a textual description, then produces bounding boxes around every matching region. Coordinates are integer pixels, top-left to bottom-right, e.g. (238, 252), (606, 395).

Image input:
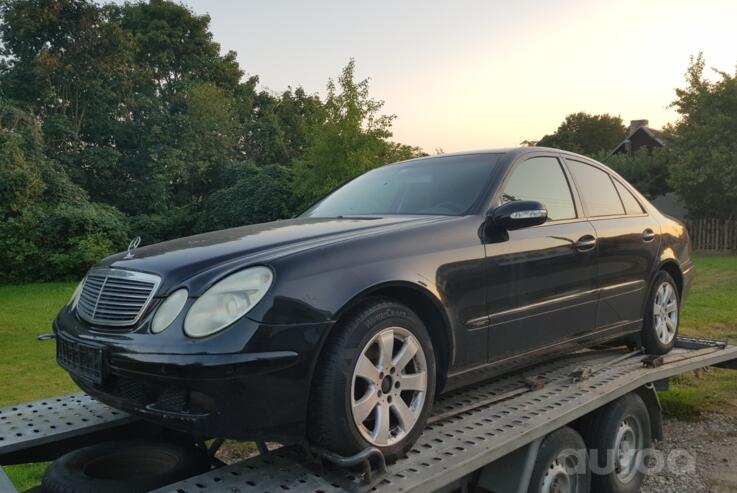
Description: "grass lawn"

(0, 283), (77, 491)
(1, 255), (736, 490)
(658, 255), (737, 419)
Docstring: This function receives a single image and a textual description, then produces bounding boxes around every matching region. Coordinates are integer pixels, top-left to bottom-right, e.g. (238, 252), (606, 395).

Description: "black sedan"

(53, 147), (693, 459)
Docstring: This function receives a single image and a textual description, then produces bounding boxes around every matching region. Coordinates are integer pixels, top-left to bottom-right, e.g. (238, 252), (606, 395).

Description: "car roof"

(391, 146), (599, 166)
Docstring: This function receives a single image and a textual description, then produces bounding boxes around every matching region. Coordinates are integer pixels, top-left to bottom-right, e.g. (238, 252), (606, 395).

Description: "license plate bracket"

(56, 336), (107, 384)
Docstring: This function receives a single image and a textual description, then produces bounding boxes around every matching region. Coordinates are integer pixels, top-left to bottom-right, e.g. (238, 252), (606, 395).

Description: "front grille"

(76, 268), (160, 327)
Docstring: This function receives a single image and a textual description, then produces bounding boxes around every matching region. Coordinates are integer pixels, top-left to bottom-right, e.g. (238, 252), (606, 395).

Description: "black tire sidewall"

(42, 440), (210, 493)
(527, 427), (590, 493)
(581, 393), (652, 493)
(642, 271), (680, 355)
(314, 300), (436, 460)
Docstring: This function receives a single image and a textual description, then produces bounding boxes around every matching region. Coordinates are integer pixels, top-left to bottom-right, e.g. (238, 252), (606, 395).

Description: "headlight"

(184, 267), (273, 338)
(68, 279), (85, 309)
(151, 289), (188, 334)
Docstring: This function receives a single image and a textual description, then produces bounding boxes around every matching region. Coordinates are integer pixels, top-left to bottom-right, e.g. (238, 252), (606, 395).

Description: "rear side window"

(501, 157), (576, 221)
(614, 180), (644, 215)
(566, 160), (624, 217)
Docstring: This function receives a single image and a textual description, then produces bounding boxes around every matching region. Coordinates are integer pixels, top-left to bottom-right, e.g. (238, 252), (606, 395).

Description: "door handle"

(575, 235), (597, 252)
(642, 229), (656, 242)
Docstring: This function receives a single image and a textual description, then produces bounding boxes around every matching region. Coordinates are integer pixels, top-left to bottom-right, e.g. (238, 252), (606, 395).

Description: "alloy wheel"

(653, 281), (678, 345)
(350, 326), (428, 447)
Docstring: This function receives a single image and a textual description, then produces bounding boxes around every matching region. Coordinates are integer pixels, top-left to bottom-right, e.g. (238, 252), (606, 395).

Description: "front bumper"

(53, 308), (333, 443)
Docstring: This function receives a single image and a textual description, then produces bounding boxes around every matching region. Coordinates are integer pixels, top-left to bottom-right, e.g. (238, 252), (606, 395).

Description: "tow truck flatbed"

(2, 337), (736, 493)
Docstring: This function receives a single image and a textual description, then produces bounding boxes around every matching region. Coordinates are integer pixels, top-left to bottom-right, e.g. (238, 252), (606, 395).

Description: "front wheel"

(308, 299), (436, 460)
(642, 271), (680, 355)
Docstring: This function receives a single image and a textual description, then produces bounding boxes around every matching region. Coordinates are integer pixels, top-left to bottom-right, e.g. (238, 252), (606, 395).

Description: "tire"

(642, 271), (680, 355)
(579, 393), (652, 493)
(41, 440), (210, 493)
(308, 299), (436, 461)
(527, 427), (590, 493)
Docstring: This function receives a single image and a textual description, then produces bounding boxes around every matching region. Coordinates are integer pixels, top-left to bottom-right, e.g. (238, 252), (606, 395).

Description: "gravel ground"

(641, 413), (737, 493)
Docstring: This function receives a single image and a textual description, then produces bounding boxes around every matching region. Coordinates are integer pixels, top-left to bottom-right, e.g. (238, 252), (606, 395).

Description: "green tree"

(0, 1), (426, 282)
(668, 54), (737, 218)
(166, 82), (239, 203)
(0, 101), (129, 281)
(0, 0), (248, 216)
(538, 112), (627, 155)
(0, 103), (45, 216)
(243, 87), (326, 166)
(294, 59), (399, 206)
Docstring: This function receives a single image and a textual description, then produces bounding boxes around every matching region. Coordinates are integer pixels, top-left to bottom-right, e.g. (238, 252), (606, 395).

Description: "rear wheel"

(642, 271), (680, 355)
(579, 393), (652, 493)
(308, 299), (436, 460)
(527, 427), (590, 493)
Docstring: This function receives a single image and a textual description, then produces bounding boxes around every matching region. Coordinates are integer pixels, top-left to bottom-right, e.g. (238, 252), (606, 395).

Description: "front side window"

(614, 180), (645, 215)
(566, 160), (625, 217)
(500, 157), (576, 221)
(302, 154), (500, 217)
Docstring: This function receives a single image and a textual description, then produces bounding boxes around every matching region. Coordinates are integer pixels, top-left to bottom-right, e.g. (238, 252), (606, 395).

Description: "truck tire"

(579, 393), (652, 493)
(308, 299), (436, 461)
(642, 271), (680, 355)
(41, 440), (210, 493)
(527, 427), (590, 493)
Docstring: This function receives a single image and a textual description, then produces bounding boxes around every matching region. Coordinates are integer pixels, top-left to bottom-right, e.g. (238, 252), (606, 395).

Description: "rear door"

(485, 155), (598, 361)
(563, 158), (660, 333)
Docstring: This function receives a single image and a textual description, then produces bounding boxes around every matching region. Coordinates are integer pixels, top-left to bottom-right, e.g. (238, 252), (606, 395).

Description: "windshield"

(302, 154), (499, 217)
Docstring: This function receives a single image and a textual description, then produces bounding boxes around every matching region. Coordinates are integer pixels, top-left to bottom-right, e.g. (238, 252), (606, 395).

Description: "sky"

(167, 0), (737, 153)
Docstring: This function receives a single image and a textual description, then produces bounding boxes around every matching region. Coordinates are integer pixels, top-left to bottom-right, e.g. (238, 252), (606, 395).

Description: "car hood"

(99, 216), (447, 294)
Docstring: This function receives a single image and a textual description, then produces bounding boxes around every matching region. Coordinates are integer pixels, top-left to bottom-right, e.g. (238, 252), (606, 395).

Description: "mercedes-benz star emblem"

(124, 236), (142, 259)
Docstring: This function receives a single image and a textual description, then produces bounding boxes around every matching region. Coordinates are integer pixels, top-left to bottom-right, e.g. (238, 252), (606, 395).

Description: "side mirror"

(487, 200), (548, 232)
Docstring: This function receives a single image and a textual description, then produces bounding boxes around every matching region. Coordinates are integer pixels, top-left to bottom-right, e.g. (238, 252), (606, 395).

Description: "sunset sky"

(172, 0), (736, 153)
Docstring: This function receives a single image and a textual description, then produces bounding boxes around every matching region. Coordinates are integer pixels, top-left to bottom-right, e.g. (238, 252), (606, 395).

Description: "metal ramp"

(153, 341), (737, 493)
(0, 394), (132, 458)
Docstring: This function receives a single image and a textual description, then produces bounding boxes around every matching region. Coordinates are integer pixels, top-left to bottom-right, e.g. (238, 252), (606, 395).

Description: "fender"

(332, 279), (455, 366)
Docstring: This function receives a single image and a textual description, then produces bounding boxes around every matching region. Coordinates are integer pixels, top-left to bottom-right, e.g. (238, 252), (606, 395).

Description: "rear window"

(614, 180), (645, 215)
(566, 160), (625, 217)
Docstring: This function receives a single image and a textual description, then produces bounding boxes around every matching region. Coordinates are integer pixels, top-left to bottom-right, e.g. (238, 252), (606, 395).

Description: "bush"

(0, 203), (130, 282)
(197, 164), (298, 232)
(129, 206), (200, 245)
(0, 208), (45, 282)
(41, 203), (130, 277)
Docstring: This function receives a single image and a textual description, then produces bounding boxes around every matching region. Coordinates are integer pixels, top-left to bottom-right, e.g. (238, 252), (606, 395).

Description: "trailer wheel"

(41, 440), (210, 493)
(579, 393), (652, 493)
(527, 427), (590, 493)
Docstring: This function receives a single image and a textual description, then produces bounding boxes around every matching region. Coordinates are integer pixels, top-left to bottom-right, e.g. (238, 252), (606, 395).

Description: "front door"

(485, 156), (598, 362)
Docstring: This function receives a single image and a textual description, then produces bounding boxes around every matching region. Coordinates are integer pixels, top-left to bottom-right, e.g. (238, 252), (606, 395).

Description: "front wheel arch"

(331, 282), (453, 392)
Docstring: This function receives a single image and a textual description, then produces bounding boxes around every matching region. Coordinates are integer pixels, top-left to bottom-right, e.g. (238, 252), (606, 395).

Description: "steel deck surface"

(0, 393), (133, 458)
